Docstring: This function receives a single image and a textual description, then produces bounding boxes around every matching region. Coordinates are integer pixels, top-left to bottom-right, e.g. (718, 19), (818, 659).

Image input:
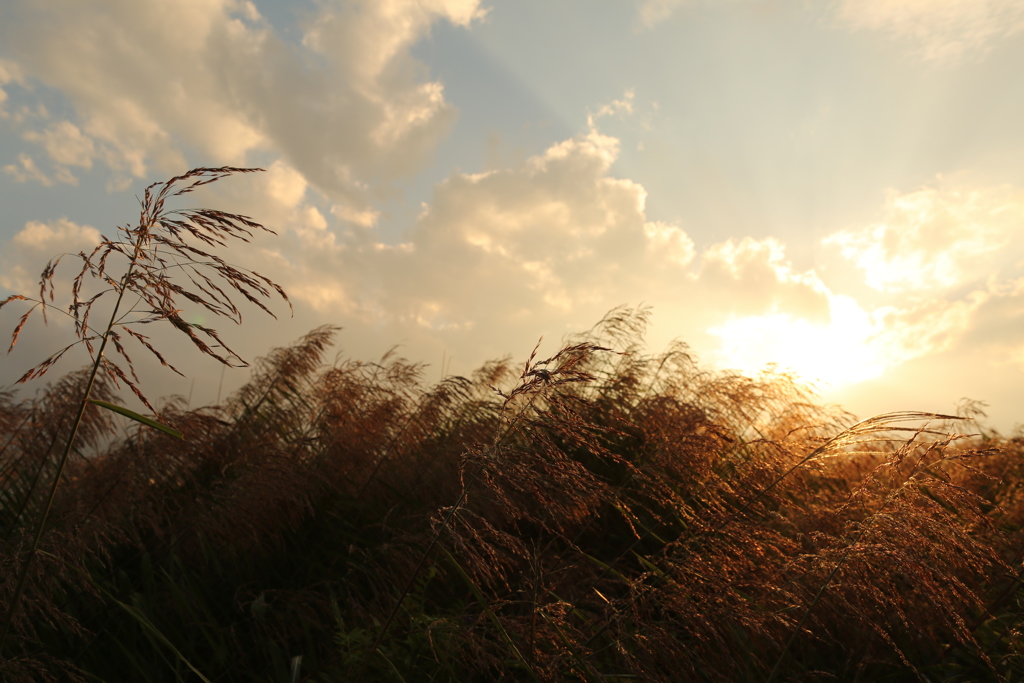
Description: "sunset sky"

(1, 0), (1023, 433)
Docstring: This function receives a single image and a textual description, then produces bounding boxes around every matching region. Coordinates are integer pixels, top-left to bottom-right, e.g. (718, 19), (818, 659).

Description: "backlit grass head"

(1, 166), (291, 412)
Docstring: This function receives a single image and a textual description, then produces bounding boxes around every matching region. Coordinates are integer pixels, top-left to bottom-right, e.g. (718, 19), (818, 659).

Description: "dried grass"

(2, 203), (1023, 681)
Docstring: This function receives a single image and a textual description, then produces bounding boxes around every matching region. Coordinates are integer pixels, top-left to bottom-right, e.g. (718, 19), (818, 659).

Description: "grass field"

(3, 169), (1023, 681)
(2, 308), (1023, 681)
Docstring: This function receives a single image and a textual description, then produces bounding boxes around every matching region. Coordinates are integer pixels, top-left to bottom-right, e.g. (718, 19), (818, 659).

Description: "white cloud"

(271, 128), (661, 331)
(0, 0), (484, 199)
(11, 217), (101, 251)
(825, 183), (1023, 293)
(264, 160), (308, 209)
(694, 177), (1024, 389)
(0, 218), (102, 293)
(838, 0), (1024, 63)
(331, 203), (381, 228)
(3, 153), (53, 186)
(213, 125), (858, 385)
(955, 277), (1024, 369)
(24, 121), (96, 169)
(644, 221), (695, 268)
(869, 294), (981, 362)
(698, 237), (832, 321)
(6, 118), (1021, 430)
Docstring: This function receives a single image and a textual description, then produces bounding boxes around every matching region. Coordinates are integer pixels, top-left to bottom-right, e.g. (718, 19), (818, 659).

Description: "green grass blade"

(88, 399), (184, 440)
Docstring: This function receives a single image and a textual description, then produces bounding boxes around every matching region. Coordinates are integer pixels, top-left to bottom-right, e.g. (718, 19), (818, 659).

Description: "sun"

(708, 296), (885, 388)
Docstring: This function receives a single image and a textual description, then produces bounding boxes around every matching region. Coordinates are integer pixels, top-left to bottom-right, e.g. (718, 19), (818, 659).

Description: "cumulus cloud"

(0, 0), (484, 198)
(263, 160), (309, 209)
(6, 118), (1020, 423)
(824, 182), (1023, 293)
(767, 178), (1024, 394)
(837, 0), (1024, 63)
(814, 274), (1024, 424)
(641, 0), (1024, 62)
(698, 237), (832, 321)
(202, 124), (851, 384)
(0, 218), (102, 294)
(694, 178), (1024, 388)
(704, 268), (1014, 390)
(24, 121), (96, 169)
(331, 203), (380, 228)
(11, 218), (101, 251)
(258, 128), (660, 334)
(643, 221), (696, 268)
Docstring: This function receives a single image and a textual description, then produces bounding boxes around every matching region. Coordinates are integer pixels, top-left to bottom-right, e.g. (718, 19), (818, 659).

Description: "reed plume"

(0, 167), (289, 664)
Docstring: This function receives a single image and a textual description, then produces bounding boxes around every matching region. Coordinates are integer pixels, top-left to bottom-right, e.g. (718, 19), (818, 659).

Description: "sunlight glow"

(708, 296), (886, 388)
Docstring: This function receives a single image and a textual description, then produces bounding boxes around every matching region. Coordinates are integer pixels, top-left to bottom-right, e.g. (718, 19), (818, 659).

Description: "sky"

(1, 0), (1023, 434)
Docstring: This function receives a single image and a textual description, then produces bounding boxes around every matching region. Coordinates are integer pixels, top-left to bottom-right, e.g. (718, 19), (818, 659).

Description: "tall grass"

(2, 174), (1023, 680)
(1, 304), (1022, 681)
(0, 167), (289, 678)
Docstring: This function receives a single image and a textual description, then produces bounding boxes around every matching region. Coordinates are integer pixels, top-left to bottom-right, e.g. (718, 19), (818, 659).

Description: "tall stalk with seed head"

(0, 166), (291, 650)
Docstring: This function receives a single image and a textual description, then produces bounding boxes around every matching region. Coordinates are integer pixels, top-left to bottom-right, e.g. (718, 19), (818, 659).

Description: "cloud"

(0, 0), (484, 198)
(331, 203), (380, 228)
(824, 182), (1023, 293)
(698, 237), (832, 321)
(587, 89), (636, 129)
(837, 0), (1024, 63)
(638, 0), (689, 27)
(640, 0), (1024, 62)
(3, 153), (53, 186)
(0, 59), (22, 118)
(703, 267), (1011, 390)
(643, 221), (696, 268)
(257, 128), (660, 334)
(0, 218), (102, 294)
(825, 272), (1024, 428)
(955, 277), (1024, 369)
(6, 120), (1021, 430)
(780, 178), (1024, 396)
(698, 178), (1024, 388)
(201, 124), (851, 384)
(263, 160), (308, 209)
(11, 218), (101, 251)
(24, 121), (96, 169)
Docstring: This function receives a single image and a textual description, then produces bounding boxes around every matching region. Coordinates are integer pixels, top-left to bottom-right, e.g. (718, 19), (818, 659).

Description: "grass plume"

(0, 167), (290, 662)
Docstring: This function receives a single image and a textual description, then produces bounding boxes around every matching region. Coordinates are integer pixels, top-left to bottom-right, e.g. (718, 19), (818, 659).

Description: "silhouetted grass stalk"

(0, 167), (289, 654)
(0, 263), (134, 648)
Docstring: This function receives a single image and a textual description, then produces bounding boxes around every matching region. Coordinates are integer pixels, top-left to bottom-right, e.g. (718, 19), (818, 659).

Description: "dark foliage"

(2, 305), (1023, 682)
